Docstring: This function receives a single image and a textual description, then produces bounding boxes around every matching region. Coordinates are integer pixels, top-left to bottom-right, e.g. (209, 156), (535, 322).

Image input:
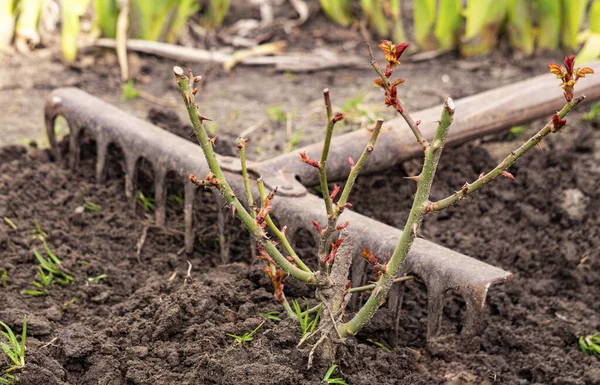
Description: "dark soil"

(2, 104), (600, 384)
(1, 2), (600, 383)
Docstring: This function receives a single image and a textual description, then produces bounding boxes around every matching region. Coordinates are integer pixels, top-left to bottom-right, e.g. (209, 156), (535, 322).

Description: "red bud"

(312, 220), (322, 233)
(348, 157), (355, 168)
(501, 171), (515, 180)
(330, 184), (341, 200)
(333, 112), (344, 123)
(336, 221), (349, 230)
(300, 152), (320, 168)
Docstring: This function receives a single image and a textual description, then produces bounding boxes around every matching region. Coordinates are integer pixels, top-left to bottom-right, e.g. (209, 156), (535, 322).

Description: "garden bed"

(1, 98), (599, 383)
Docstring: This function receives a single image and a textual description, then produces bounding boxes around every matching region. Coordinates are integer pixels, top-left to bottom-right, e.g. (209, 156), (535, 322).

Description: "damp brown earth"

(1, 15), (600, 385)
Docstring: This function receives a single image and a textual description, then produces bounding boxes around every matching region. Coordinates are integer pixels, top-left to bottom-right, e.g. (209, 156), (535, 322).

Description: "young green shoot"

(22, 245), (73, 296)
(322, 365), (348, 385)
(0, 316), (27, 377)
(264, 311), (282, 322)
(63, 297), (79, 309)
(579, 332), (600, 358)
(1, 269), (6, 287)
(136, 191), (155, 211)
(285, 129), (303, 152)
(30, 219), (46, 241)
(505, 125), (527, 141)
(227, 321), (264, 348)
(367, 338), (392, 352)
(584, 101), (600, 121)
(292, 299), (322, 342)
(168, 192), (184, 206)
(2, 217), (17, 230)
(121, 79), (140, 101)
(87, 274), (108, 284)
(84, 199), (102, 212)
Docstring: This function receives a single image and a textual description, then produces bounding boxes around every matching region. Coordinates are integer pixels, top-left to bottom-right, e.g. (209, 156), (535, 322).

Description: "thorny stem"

(319, 89), (335, 217)
(257, 178), (311, 273)
(348, 275), (414, 293)
(427, 95), (585, 212)
(174, 66), (315, 284)
(367, 42), (429, 151)
(238, 139), (255, 218)
(317, 119), (384, 276)
(335, 119), (384, 216)
(342, 97), (455, 336)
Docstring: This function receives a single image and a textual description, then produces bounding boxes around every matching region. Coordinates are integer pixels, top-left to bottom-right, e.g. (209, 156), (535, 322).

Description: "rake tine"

(184, 182), (197, 254)
(124, 153), (138, 202)
(95, 140), (108, 184)
(425, 281), (445, 339)
(154, 165), (167, 227)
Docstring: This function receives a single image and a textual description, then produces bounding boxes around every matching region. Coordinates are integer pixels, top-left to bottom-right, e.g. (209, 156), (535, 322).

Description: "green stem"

(238, 139), (255, 218)
(174, 67), (315, 283)
(427, 96), (585, 212)
(335, 119), (383, 214)
(256, 179), (312, 273)
(341, 97), (455, 336)
(319, 89), (336, 217)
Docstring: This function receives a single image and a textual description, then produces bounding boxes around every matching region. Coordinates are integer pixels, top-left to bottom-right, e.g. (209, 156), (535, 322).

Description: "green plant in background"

(576, 0), (600, 63)
(561, 0), (588, 51)
(579, 332), (600, 357)
(584, 100), (600, 120)
(413, 0), (436, 50)
(14, 0), (44, 50)
(94, 0), (118, 38)
(507, 0), (534, 56)
(361, 0), (388, 37)
(535, 0), (561, 51)
(202, 0), (230, 30)
(319, 0), (352, 27)
(61, 0), (91, 61)
(0, 0), (16, 52)
(461, 0), (508, 56)
(1, 269), (7, 287)
(434, 0), (462, 51)
(322, 365), (348, 385)
(0, 316), (26, 384)
(389, 0), (406, 43)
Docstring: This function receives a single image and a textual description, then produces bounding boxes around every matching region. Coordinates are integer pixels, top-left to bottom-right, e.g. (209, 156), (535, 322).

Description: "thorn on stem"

(501, 171), (515, 180)
(348, 157), (355, 169)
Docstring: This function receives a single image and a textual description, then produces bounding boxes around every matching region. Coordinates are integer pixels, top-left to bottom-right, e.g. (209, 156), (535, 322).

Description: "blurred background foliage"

(0, 0), (599, 64)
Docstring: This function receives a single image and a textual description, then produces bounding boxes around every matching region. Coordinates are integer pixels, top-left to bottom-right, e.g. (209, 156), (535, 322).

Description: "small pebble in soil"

(561, 188), (589, 222)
